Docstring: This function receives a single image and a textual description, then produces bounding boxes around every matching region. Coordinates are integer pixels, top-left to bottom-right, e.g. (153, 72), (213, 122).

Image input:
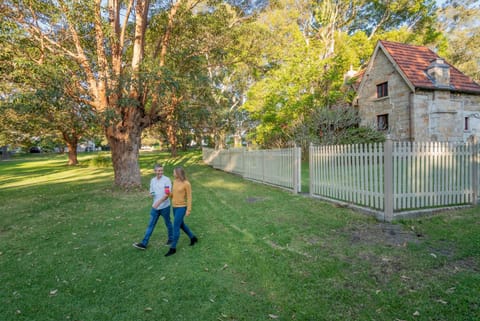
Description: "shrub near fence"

(310, 139), (479, 221)
(202, 147), (301, 193)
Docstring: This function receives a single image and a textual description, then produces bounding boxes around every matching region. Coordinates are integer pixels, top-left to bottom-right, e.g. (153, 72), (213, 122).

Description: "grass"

(1, 151), (479, 321)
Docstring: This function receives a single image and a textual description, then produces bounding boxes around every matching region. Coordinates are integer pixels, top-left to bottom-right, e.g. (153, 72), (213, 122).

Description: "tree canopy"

(1, 0), (478, 187)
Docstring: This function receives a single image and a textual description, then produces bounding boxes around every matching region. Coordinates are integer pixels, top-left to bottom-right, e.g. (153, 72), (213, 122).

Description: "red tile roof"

(378, 40), (480, 94)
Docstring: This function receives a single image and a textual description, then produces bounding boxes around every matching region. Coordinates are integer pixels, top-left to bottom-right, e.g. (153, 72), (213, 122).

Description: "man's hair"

(154, 164), (163, 170)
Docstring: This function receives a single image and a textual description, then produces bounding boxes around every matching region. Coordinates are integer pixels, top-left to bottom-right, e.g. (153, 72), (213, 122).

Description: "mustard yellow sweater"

(171, 179), (192, 212)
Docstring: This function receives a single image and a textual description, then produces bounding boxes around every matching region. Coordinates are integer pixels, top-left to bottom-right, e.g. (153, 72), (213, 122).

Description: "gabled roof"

(363, 40), (480, 94)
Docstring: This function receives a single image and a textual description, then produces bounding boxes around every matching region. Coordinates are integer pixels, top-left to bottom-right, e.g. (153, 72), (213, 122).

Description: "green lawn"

(1, 151), (479, 321)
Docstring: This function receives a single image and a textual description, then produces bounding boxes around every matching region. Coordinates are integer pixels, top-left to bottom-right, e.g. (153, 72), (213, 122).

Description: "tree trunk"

(65, 142), (79, 166)
(166, 122), (178, 157)
(1, 146), (9, 160)
(106, 108), (143, 189)
(234, 134), (242, 148)
(164, 98), (179, 157)
(62, 132), (79, 166)
(214, 130), (226, 149)
(181, 133), (189, 151)
(195, 129), (202, 147)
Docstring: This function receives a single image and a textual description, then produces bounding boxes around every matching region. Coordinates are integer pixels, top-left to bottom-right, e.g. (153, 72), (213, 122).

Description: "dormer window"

(377, 82), (388, 98)
(427, 58), (450, 87)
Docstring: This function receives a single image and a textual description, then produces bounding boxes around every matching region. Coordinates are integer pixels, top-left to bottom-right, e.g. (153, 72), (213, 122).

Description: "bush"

(311, 106), (385, 145)
(337, 126), (386, 144)
(88, 155), (112, 168)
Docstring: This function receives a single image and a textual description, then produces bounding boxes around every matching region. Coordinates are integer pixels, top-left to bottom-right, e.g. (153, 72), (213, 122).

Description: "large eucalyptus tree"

(1, 0), (212, 188)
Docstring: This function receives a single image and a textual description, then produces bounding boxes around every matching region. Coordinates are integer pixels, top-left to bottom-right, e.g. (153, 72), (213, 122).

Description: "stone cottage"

(354, 40), (480, 142)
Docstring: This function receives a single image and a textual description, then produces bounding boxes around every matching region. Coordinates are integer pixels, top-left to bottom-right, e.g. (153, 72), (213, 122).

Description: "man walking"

(133, 164), (173, 250)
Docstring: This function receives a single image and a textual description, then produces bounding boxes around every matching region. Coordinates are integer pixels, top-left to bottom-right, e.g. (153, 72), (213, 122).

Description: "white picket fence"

(310, 143), (385, 211)
(202, 147), (301, 192)
(310, 140), (479, 221)
(203, 140), (479, 221)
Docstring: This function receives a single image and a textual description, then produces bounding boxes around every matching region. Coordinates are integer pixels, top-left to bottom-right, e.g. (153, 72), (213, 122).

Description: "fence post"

(309, 143), (313, 197)
(241, 148), (246, 178)
(472, 136), (479, 205)
(292, 146), (300, 194)
(262, 150), (265, 183)
(384, 137), (394, 222)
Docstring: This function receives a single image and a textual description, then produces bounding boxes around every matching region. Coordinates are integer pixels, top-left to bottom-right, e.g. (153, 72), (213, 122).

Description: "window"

(376, 82), (388, 98)
(464, 117), (470, 131)
(377, 114), (389, 131)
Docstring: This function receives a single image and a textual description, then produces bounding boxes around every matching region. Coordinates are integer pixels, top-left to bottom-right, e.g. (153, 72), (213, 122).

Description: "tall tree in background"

(13, 82), (98, 165)
(149, 2), (244, 154)
(1, 39), (99, 165)
(242, 0), (442, 148)
(151, 2), (265, 150)
(437, 0), (480, 81)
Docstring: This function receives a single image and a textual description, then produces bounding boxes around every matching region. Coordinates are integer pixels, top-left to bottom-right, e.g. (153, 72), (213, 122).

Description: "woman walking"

(165, 166), (198, 256)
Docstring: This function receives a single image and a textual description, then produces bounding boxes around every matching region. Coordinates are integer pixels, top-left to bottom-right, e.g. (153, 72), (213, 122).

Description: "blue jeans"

(141, 206), (172, 246)
(171, 207), (195, 249)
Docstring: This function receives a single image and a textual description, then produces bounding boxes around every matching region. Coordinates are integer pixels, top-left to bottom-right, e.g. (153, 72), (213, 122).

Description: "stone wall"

(413, 90), (480, 141)
(358, 49), (412, 140)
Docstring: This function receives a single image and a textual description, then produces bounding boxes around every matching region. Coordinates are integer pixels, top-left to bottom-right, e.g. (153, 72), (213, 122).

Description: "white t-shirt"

(149, 175), (172, 210)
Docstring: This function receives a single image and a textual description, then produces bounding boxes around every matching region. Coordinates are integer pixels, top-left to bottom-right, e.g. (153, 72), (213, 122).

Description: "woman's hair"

(174, 166), (187, 181)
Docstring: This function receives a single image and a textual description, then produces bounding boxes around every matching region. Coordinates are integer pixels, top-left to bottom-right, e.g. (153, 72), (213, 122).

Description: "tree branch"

(54, 0), (100, 107)
(94, 0), (111, 109)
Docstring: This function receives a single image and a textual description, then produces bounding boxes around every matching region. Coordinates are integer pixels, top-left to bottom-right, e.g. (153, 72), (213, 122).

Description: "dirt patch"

(445, 257), (479, 272)
(429, 255), (480, 274)
(348, 222), (422, 247)
(245, 197), (266, 203)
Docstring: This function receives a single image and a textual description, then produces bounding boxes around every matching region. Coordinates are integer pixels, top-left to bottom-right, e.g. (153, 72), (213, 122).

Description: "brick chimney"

(426, 58), (450, 88)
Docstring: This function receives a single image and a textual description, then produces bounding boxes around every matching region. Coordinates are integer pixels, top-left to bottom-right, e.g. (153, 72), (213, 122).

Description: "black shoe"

(133, 242), (146, 250)
(190, 236), (198, 246)
(165, 248), (176, 257)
